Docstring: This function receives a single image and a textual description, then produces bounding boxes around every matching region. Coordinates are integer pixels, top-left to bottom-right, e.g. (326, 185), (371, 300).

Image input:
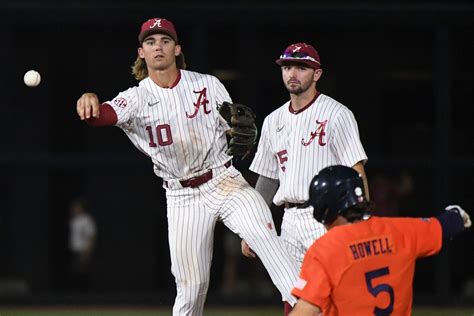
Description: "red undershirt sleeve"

(85, 103), (118, 126)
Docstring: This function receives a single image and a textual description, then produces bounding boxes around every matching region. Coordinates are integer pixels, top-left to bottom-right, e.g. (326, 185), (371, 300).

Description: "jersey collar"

(289, 91), (320, 115)
(169, 69), (181, 89)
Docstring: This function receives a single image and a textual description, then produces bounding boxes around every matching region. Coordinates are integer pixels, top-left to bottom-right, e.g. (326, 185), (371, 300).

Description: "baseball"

(24, 70), (41, 87)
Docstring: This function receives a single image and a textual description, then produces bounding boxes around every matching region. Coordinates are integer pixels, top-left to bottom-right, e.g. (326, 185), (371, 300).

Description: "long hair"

(131, 53), (186, 81)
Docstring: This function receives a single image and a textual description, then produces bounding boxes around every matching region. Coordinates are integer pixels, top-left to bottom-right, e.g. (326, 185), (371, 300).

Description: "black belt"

(284, 202), (305, 209)
(165, 161), (231, 188)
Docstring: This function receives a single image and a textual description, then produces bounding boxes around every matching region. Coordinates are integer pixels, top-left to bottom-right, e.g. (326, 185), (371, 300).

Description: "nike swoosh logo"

(148, 101), (160, 106)
(276, 126), (285, 132)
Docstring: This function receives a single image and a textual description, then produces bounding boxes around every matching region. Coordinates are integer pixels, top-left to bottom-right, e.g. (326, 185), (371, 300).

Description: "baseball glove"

(218, 101), (258, 159)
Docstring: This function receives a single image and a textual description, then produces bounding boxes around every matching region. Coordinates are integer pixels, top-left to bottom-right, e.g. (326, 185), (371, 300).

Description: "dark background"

(0, 0), (473, 308)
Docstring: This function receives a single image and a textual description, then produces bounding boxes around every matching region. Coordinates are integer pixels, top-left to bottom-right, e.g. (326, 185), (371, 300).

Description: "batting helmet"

(302, 165), (369, 224)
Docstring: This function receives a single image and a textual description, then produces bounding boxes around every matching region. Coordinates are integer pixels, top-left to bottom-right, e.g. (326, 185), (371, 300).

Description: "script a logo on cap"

(292, 45), (302, 53)
(150, 19), (162, 29)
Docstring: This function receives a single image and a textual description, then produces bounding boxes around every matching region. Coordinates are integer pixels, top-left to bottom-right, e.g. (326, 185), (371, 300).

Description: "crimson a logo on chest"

(301, 119), (328, 146)
(186, 88), (211, 119)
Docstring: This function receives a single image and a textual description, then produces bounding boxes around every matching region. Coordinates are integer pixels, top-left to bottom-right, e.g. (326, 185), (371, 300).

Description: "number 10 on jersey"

(146, 124), (173, 147)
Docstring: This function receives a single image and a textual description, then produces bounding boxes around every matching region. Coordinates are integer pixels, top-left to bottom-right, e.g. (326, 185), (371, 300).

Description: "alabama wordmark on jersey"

(250, 93), (367, 206)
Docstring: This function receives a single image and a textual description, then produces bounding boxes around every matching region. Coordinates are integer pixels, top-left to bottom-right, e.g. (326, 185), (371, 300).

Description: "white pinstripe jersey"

(105, 69), (232, 181)
(250, 93), (367, 206)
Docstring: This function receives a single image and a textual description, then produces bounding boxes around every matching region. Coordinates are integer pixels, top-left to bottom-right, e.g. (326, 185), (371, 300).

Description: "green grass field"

(0, 306), (473, 316)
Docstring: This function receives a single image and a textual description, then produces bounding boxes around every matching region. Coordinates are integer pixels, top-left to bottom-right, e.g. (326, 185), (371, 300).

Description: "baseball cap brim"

(275, 58), (320, 69)
(139, 29), (177, 44)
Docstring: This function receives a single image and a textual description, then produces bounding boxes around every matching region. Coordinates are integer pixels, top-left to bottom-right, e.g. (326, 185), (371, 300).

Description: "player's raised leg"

(213, 172), (299, 306)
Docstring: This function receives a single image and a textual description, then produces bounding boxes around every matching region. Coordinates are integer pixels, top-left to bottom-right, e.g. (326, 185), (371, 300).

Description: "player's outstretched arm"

(444, 205), (471, 228)
(77, 93), (101, 120)
(76, 92), (118, 126)
(436, 205), (471, 244)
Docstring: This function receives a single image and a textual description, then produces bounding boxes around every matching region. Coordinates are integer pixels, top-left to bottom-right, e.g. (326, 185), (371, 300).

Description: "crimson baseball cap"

(138, 18), (178, 44)
(275, 43), (321, 69)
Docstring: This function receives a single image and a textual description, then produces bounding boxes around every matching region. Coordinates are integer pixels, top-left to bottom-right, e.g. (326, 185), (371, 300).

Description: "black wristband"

(436, 210), (465, 244)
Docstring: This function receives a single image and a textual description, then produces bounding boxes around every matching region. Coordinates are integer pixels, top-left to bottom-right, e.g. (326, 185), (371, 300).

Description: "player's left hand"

(241, 239), (256, 258)
(445, 205), (472, 228)
(218, 102), (258, 159)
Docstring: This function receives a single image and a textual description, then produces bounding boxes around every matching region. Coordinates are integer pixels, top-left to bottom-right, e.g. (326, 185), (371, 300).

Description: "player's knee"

(245, 222), (278, 239)
(242, 231), (279, 252)
(181, 281), (210, 306)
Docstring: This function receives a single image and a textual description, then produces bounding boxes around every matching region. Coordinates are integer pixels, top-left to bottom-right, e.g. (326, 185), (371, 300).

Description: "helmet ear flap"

(314, 204), (327, 223)
(320, 207), (329, 224)
(338, 189), (348, 200)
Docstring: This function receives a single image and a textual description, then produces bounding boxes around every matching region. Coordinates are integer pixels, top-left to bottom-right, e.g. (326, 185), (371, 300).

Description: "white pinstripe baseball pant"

(166, 165), (299, 316)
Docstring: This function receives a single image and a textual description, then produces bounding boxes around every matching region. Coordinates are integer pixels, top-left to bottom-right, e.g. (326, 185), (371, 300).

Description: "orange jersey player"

(289, 166), (471, 316)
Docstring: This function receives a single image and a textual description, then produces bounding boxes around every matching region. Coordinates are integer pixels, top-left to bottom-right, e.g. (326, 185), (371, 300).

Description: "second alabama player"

(243, 43), (369, 272)
(76, 18), (299, 315)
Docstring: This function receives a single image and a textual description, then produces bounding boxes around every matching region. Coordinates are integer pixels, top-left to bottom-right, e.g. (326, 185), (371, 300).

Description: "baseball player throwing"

(243, 43), (369, 313)
(76, 18), (299, 316)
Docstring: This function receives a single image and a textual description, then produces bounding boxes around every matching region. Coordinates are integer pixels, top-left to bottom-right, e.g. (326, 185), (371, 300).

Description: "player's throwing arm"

(77, 93), (101, 120)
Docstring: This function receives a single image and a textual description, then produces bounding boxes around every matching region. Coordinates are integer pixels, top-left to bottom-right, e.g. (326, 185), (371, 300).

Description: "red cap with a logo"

(275, 43), (321, 69)
(138, 18), (178, 44)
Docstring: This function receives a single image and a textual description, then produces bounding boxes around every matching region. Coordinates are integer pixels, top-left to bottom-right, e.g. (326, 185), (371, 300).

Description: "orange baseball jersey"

(292, 216), (443, 316)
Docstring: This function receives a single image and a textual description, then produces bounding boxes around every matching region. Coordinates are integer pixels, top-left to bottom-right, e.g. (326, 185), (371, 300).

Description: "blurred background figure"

(219, 229), (275, 300)
(68, 197), (97, 293)
(369, 171), (414, 217)
(220, 230), (242, 297)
